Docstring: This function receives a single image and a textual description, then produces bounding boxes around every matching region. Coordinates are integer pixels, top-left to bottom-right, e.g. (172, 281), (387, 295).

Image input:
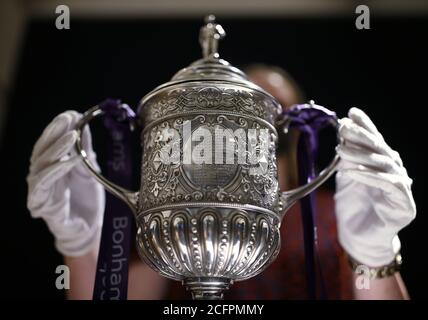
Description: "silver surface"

(75, 16), (339, 299)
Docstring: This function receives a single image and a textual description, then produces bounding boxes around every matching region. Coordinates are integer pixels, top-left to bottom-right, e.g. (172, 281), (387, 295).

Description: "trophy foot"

(183, 277), (233, 300)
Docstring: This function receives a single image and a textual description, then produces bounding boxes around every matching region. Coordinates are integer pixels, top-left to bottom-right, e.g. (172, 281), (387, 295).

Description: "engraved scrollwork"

(142, 86), (277, 123)
(139, 112), (279, 212)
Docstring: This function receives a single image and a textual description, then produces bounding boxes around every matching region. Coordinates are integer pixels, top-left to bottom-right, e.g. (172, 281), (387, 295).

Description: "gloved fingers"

(28, 180), (71, 219)
(347, 107), (382, 138)
(69, 174), (106, 224)
(391, 149), (404, 167)
(30, 130), (78, 174)
(335, 112), (416, 267)
(347, 108), (404, 167)
(339, 167), (413, 197)
(31, 111), (81, 163)
(27, 156), (80, 209)
(339, 167), (416, 223)
(48, 214), (102, 257)
(337, 144), (402, 174)
(339, 117), (400, 164)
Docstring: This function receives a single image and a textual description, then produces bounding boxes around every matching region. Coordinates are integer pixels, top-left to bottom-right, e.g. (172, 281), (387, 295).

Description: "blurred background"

(0, 0), (427, 299)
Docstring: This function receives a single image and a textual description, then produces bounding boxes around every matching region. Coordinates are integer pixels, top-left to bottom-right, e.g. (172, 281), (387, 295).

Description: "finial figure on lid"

(199, 15), (226, 59)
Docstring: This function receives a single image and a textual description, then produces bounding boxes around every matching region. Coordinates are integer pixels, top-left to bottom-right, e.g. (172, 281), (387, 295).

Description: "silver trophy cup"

(75, 16), (339, 299)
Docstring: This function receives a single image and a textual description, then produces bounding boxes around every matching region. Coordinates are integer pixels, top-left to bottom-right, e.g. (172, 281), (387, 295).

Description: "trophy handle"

(75, 105), (139, 214)
(279, 154), (340, 216)
(278, 108), (341, 218)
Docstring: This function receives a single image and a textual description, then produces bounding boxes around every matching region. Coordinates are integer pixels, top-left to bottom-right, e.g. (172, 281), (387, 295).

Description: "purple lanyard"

(281, 102), (337, 300)
(92, 99), (136, 300)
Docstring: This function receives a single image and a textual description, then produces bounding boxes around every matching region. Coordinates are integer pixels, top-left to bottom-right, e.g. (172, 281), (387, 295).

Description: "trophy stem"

(183, 277), (233, 300)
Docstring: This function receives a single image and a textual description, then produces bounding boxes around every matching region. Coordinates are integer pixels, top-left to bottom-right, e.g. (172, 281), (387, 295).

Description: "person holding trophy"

(25, 18), (416, 300)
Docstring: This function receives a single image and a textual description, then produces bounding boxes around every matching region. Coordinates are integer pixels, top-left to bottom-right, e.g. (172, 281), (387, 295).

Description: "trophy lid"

(171, 15), (247, 83)
(139, 15), (282, 112)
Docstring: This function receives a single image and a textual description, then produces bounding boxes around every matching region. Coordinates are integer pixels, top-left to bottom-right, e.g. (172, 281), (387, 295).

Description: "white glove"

(334, 107), (416, 267)
(27, 111), (105, 257)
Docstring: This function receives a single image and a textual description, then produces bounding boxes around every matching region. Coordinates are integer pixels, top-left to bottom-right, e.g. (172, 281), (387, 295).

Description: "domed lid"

(139, 15), (281, 110)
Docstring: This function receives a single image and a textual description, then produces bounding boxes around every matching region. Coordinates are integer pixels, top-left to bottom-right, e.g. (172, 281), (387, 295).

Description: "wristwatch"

(348, 253), (403, 279)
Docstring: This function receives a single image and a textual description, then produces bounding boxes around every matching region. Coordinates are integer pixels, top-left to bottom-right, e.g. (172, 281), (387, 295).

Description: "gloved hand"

(27, 111), (105, 257)
(334, 107), (416, 267)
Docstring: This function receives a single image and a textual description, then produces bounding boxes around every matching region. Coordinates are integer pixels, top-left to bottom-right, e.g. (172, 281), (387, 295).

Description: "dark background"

(1, 16), (427, 299)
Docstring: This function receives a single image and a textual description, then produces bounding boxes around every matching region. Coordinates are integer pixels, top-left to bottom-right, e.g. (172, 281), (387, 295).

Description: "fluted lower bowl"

(136, 206), (281, 299)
